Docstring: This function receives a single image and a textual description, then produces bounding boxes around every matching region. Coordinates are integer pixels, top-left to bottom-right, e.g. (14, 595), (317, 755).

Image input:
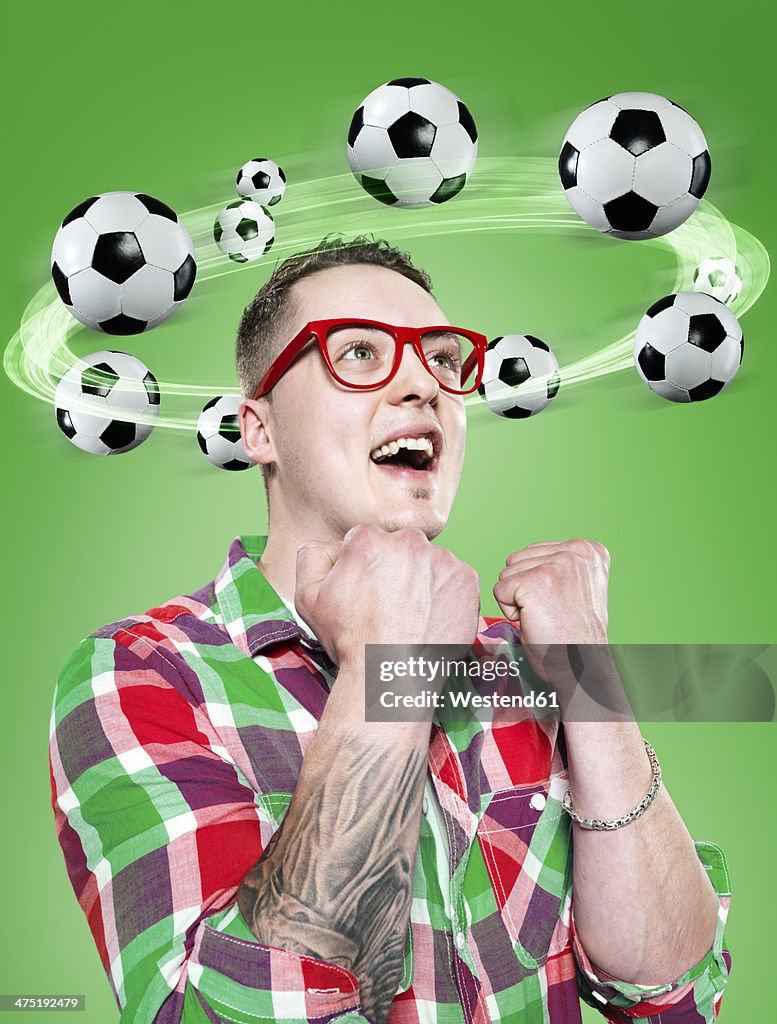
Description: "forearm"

(565, 717), (719, 984)
(237, 661), (431, 1024)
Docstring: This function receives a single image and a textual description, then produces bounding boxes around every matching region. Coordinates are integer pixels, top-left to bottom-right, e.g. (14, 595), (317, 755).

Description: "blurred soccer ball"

(213, 200), (275, 263)
(477, 335), (561, 418)
(692, 257), (743, 305)
(197, 395), (255, 471)
(55, 350), (160, 454)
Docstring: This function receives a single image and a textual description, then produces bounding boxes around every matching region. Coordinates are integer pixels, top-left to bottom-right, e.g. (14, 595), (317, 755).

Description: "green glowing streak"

(3, 157), (770, 428)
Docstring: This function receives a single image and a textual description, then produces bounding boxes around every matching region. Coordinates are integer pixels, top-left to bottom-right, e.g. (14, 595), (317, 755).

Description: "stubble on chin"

(379, 500), (445, 541)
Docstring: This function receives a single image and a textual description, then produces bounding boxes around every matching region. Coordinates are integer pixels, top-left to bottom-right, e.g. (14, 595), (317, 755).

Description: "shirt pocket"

(475, 779), (571, 970)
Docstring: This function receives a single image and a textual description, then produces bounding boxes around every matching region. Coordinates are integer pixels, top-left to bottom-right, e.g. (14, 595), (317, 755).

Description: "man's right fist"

(294, 524), (481, 670)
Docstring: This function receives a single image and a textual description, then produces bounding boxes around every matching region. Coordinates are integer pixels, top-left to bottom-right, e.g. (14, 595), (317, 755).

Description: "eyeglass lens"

(324, 324), (476, 390)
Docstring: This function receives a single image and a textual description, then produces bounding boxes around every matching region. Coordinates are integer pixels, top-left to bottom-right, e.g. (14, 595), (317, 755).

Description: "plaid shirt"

(49, 535), (732, 1024)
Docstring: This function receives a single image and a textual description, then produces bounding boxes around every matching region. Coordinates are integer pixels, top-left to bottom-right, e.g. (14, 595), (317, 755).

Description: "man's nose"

(388, 340), (439, 398)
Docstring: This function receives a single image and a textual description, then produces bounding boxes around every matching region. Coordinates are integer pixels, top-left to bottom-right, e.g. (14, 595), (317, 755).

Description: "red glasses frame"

(251, 318), (488, 400)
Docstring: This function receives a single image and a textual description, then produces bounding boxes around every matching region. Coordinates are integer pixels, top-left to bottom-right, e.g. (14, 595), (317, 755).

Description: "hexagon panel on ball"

(558, 93), (711, 239)
(50, 192), (197, 333)
(197, 395), (256, 471)
(633, 292), (743, 402)
(477, 335), (561, 418)
(54, 350), (160, 454)
(347, 78), (478, 207)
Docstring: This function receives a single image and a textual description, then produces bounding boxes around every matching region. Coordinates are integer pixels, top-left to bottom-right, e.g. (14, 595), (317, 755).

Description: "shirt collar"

(213, 535), (330, 660)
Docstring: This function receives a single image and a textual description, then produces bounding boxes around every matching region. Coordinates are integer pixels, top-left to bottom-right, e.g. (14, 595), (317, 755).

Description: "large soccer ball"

(347, 78), (478, 207)
(236, 158), (286, 206)
(51, 192), (196, 334)
(693, 257), (743, 305)
(54, 350), (160, 454)
(634, 292), (743, 402)
(213, 200), (275, 263)
(477, 335), (561, 418)
(559, 93), (711, 239)
(197, 395), (255, 471)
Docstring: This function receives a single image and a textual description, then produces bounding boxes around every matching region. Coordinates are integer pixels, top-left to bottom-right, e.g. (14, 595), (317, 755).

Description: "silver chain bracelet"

(562, 739), (662, 831)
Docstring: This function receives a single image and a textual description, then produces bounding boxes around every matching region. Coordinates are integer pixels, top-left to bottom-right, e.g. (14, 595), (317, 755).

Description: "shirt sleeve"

(570, 839), (732, 1022)
(48, 630), (372, 1024)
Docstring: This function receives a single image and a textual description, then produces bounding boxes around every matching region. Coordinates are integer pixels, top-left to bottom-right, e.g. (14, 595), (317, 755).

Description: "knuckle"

(394, 529), (428, 555)
(567, 538), (592, 557)
(345, 523), (379, 546)
(398, 526), (429, 545)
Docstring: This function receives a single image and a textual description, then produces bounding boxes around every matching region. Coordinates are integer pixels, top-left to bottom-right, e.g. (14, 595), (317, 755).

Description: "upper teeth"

(370, 436), (435, 461)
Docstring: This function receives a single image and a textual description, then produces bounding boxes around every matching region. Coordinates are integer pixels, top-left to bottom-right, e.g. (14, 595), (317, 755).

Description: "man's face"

(242, 263), (468, 541)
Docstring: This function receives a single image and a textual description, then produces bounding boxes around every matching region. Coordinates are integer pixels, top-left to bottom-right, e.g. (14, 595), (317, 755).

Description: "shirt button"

(422, 795), (430, 815)
(455, 930), (466, 949)
(530, 793), (547, 812)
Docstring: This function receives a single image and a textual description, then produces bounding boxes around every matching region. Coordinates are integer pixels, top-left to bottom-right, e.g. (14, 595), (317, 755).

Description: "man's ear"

(238, 397), (277, 467)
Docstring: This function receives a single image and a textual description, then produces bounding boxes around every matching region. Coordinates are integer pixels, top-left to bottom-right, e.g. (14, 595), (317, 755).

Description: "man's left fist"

(493, 539), (611, 646)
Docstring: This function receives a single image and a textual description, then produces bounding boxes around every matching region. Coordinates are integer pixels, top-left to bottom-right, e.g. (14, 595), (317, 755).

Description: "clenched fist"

(493, 539), (612, 692)
(295, 524), (482, 671)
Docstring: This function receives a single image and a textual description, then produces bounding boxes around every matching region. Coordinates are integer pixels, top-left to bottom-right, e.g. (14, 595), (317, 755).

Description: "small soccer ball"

(347, 77), (478, 207)
(51, 192), (196, 334)
(477, 335), (561, 418)
(54, 350), (160, 454)
(236, 158), (286, 205)
(634, 292), (743, 402)
(559, 93), (711, 239)
(213, 200), (275, 263)
(693, 257), (743, 305)
(197, 395), (255, 471)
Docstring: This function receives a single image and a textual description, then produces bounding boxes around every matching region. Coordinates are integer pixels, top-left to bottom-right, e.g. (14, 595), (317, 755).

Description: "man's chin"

(376, 508), (447, 540)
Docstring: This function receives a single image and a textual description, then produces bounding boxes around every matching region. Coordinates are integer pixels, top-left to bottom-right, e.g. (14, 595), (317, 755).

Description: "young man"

(49, 236), (732, 1024)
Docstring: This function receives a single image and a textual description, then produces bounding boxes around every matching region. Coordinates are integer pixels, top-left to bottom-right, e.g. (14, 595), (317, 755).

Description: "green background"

(2, 2), (773, 1020)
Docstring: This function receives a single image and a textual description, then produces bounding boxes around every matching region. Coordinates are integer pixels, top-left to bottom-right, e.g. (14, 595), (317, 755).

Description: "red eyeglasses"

(251, 318), (488, 400)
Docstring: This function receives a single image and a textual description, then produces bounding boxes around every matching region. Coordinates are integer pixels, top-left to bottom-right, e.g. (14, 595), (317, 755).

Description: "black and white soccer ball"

(559, 93), (711, 239)
(236, 158), (286, 206)
(634, 292), (743, 402)
(693, 257), (743, 305)
(54, 350), (160, 454)
(477, 335), (561, 418)
(197, 395), (255, 471)
(213, 201), (275, 263)
(51, 192), (196, 334)
(347, 78), (478, 207)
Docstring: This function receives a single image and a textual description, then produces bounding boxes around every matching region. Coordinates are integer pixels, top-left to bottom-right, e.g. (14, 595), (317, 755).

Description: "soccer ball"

(54, 350), (160, 454)
(51, 192), (196, 334)
(559, 93), (711, 239)
(634, 292), (743, 402)
(477, 335), (561, 418)
(347, 77), (478, 207)
(213, 201), (275, 263)
(197, 395), (255, 471)
(693, 257), (743, 305)
(236, 158), (286, 205)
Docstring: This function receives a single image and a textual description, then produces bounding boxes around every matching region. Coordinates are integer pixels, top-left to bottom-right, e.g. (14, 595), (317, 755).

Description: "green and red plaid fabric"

(49, 535), (732, 1024)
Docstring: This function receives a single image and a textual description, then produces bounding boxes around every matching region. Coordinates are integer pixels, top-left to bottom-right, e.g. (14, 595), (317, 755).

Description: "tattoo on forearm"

(237, 730), (427, 1024)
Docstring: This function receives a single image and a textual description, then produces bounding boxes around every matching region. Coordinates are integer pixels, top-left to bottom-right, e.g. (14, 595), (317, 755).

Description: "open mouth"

(370, 435), (438, 474)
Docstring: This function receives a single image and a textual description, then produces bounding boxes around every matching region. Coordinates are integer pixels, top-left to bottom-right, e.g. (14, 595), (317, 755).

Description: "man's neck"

(257, 505), (344, 607)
